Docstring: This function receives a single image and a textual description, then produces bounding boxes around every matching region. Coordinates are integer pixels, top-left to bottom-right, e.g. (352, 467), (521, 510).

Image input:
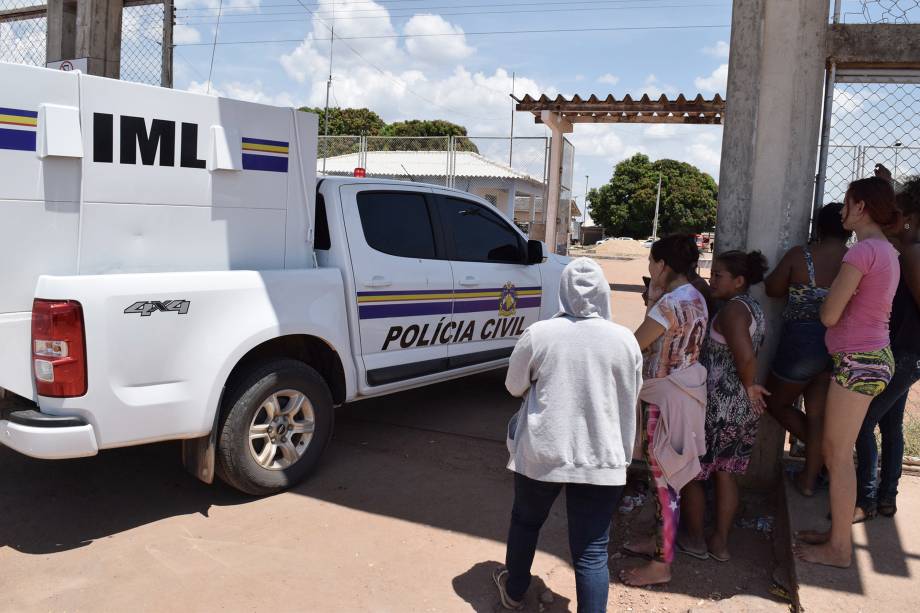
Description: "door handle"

(365, 275), (392, 288)
(459, 276), (479, 287)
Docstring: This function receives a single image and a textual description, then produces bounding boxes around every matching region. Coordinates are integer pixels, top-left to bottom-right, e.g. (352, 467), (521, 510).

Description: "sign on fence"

(46, 58), (88, 72)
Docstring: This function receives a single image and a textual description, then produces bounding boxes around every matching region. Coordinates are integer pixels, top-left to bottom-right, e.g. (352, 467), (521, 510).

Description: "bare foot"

(852, 506), (875, 524)
(619, 561), (671, 587)
(707, 534), (730, 562)
(794, 472), (815, 497)
(794, 542), (852, 568)
(794, 529), (830, 545)
(622, 536), (656, 559)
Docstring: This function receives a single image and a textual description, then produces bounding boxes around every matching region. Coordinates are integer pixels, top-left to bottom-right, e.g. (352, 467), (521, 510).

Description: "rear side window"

(357, 192), (436, 259)
(314, 193), (331, 250)
(440, 198), (524, 263)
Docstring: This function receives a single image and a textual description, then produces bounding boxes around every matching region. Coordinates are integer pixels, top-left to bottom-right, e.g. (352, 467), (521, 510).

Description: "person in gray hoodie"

(492, 258), (643, 612)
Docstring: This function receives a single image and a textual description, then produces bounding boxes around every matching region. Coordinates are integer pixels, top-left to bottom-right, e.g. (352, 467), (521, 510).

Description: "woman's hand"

(647, 283), (665, 305)
(746, 384), (771, 415)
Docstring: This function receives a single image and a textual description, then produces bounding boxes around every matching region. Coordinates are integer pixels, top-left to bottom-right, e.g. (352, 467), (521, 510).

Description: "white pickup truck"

(0, 63), (567, 494)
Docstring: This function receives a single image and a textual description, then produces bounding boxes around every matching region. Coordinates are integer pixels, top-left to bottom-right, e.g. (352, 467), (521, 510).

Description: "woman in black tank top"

(855, 175), (920, 520)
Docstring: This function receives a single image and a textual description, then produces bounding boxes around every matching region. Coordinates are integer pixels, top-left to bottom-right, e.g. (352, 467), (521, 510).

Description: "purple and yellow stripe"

(357, 287), (542, 320)
(242, 137), (289, 173)
(0, 107), (38, 152)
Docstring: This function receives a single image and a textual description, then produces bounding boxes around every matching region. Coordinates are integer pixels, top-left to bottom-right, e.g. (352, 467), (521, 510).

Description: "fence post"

(160, 0), (173, 87)
(813, 62), (836, 210)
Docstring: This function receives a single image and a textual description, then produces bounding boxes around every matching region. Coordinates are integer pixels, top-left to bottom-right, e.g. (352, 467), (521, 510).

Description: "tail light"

(31, 299), (87, 397)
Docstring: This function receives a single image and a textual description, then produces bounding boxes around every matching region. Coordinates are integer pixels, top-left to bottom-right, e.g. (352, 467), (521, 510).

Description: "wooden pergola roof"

(516, 93), (725, 125)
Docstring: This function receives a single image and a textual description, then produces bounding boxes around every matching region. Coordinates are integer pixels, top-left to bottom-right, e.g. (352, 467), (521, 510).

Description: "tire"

(216, 359), (334, 495)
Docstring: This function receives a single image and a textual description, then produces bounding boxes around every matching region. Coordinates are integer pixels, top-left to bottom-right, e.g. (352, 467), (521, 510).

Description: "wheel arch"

(224, 334), (347, 407)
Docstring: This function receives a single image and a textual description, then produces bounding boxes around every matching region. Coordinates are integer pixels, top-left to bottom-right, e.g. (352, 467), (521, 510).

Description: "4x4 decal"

(124, 300), (191, 317)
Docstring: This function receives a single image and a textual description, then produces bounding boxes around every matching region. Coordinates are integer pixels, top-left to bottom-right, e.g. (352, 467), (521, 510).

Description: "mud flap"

(181, 386), (225, 484)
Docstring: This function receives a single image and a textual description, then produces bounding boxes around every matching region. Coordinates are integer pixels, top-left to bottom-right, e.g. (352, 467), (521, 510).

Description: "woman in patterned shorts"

(795, 177), (900, 569)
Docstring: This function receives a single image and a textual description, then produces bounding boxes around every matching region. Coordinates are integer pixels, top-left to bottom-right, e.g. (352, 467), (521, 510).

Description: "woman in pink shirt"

(795, 177), (900, 568)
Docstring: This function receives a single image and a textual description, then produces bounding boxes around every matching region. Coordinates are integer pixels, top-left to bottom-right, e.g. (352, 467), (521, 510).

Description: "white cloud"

(694, 64), (728, 94)
(644, 124), (678, 139)
(703, 40), (730, 58)
(404, 14), (475, 65)
(173, 25), (201, 45)
(597, 73), (620, 86)
(638, 74), (677, 98)
(187, 79), (297, 107)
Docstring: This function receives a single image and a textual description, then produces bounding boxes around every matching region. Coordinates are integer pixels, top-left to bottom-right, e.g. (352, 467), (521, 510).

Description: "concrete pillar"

(717, 0), (829, 487)
(46, 0), (78, 63)
(541, 110), (573, 253)
(75, 0), (123, 78)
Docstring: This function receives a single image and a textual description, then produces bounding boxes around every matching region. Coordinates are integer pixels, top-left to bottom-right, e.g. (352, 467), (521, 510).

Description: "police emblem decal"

(498, 282), (518, 317)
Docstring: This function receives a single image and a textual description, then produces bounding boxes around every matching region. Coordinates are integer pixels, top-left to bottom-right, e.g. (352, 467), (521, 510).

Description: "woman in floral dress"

(679, 250), (769, 562)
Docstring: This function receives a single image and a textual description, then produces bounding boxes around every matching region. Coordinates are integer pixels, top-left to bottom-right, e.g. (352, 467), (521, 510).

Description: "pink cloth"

(639, 362), (708, 492)
(825, 238), (900, 354)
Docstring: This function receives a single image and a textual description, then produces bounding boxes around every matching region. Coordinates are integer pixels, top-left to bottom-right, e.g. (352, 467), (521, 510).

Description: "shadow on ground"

(0, 369), (782, 608)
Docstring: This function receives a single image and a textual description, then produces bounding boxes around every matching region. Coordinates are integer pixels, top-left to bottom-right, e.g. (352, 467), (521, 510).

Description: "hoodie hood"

(558, 257), (611, 320)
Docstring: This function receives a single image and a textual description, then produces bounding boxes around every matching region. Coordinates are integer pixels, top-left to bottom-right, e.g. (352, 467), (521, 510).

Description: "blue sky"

(175, 0), (732, 203)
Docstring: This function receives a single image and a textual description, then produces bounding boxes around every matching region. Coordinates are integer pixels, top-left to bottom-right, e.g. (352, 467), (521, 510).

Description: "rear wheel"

(217, 359), (333, 495)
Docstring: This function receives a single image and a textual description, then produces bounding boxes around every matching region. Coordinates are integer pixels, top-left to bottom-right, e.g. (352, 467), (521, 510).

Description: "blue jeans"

(505, 472), (623, 613)
(855, 350), (920, 510)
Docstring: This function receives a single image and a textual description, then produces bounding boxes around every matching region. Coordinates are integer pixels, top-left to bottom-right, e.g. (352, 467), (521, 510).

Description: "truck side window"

(357, 192), (437, 259)
(440, 198), (524, 264)
(314, 193), (331, 250)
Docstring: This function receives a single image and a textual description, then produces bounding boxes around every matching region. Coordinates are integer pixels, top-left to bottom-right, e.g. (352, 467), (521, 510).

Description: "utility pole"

(321, 12), (335, 175)
(508, 71), (515, 167)
(583, 175), (589, 223)
(652, 172), (662, 240)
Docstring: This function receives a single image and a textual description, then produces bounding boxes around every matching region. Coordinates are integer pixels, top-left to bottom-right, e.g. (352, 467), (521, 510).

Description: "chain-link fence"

(317, 134), (578, 249)
(0, 0), (46, 66)
(0, 0), (169, 86)
(834, 0), (920, 23)
(120, 1), (165, 86)
(820, 82), (920, 204)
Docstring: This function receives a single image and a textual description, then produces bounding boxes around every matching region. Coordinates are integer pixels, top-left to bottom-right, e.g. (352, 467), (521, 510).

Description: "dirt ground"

(7, 254), (916, 612)
(0, 368), (784, 612)
(0, 256), (787, 612)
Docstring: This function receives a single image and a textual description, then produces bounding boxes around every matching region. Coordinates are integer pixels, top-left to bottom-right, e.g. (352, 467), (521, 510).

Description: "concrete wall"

(717, 0), (829, 487)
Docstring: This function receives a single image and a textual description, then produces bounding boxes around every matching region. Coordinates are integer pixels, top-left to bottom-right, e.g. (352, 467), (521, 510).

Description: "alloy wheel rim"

(248, 389), (316, 470)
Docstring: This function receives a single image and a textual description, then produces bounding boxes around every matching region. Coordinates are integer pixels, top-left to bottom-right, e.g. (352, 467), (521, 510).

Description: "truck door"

(339, 184), (453, 387)
(435, 195), (542, 366)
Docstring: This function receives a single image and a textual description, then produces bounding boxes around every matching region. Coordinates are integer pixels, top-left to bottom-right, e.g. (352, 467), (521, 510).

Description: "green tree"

(299, 107), (386, 136)
(379, 119), (478, 152)
(587, 153), (718, 238)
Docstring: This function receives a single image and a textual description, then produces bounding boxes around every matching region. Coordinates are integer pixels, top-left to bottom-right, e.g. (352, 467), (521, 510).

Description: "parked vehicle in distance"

(614, 237), (634, 241)
(0, 62), (568, 495)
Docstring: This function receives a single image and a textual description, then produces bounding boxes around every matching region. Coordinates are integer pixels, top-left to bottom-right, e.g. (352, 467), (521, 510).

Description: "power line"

(205, 0), (224, 93)
(175, 23), (730, 45)
(177, 0), (725, 14)
(177, 2), (724, 25)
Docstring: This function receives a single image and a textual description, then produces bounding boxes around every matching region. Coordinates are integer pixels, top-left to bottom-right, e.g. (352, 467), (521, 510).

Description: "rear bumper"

(0, 409), (98, 459)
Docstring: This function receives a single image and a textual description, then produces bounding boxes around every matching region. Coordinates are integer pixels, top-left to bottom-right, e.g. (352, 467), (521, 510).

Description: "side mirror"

(527, 240), (548, 264)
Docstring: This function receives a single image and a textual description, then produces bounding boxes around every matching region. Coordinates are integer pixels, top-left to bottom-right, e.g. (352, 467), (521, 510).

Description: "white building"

(318, 150), (547, 229)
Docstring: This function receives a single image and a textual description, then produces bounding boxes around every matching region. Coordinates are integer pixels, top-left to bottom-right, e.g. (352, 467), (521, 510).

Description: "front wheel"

(216, 359), (334, 495)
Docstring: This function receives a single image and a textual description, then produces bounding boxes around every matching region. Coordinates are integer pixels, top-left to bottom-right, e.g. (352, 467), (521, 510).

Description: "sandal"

(878, 499), (897, 517)
(491, 567), (524, 611)
(675, 541), (709, 561)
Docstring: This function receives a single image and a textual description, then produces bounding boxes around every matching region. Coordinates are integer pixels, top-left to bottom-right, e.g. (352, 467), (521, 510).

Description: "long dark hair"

(847, 177), (898, 226)
(650, 234), (699, 275)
